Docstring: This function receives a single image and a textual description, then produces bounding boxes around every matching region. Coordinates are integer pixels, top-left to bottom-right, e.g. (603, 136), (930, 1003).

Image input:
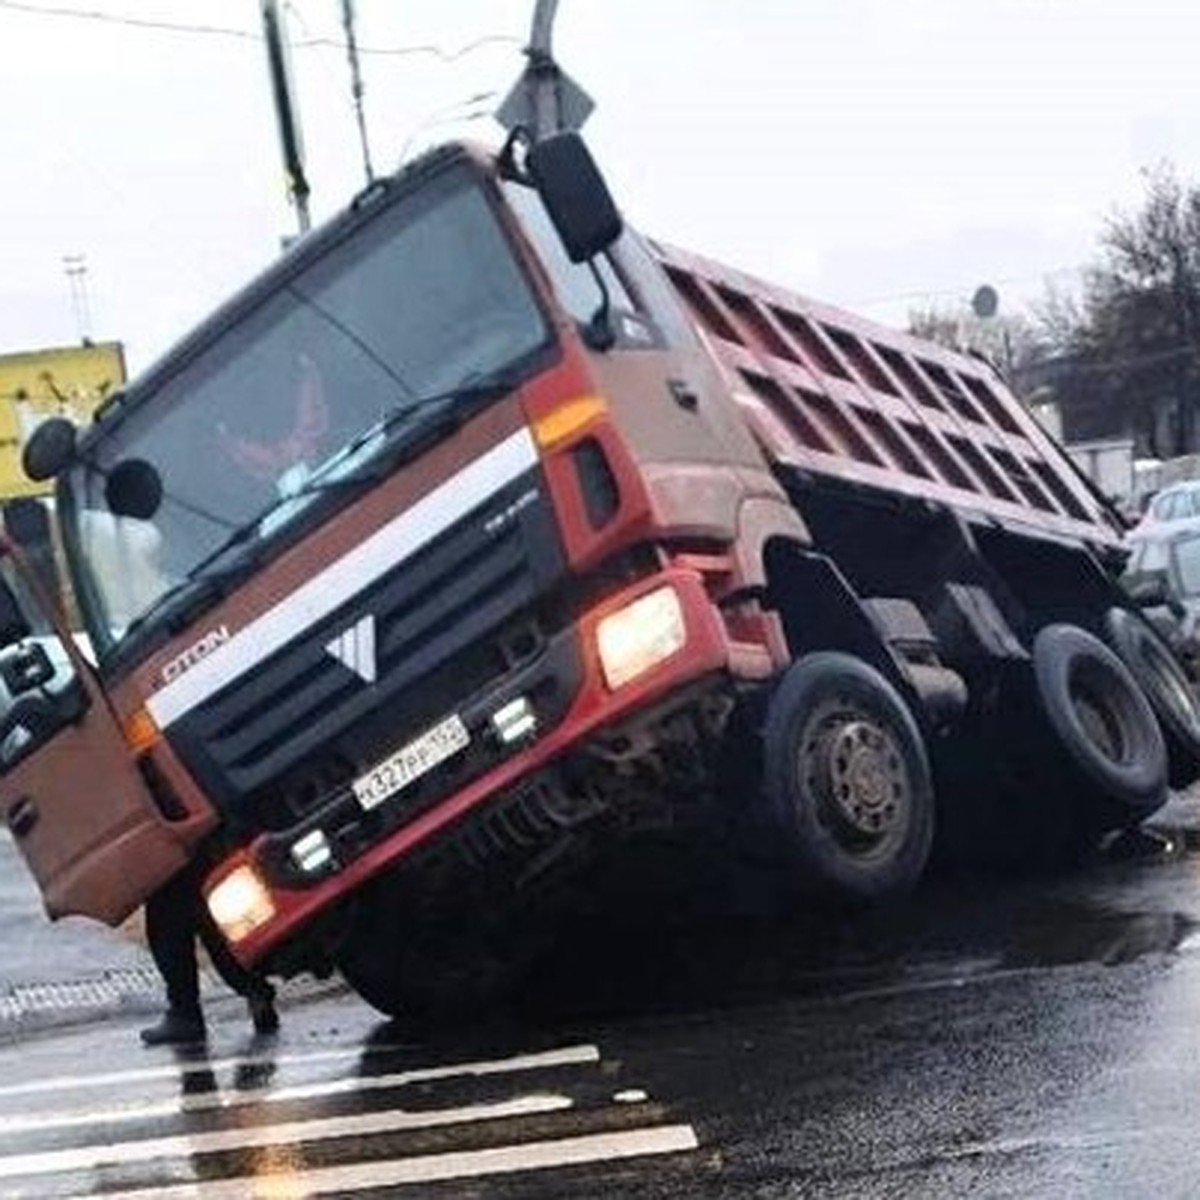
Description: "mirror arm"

(582, 259), (616, 351)
(497, 125), (532, 181)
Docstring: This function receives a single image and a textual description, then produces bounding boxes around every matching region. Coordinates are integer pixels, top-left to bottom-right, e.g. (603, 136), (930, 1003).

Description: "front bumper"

(207, 566), (734, 965)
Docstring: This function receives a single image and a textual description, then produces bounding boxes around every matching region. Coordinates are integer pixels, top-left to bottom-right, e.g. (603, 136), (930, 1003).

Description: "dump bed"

(653, 242), (1124, 550)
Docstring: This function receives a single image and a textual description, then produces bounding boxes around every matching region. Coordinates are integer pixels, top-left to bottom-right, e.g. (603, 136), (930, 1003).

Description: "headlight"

(596, 586), (686, 690)
(206, 865), (275, 942)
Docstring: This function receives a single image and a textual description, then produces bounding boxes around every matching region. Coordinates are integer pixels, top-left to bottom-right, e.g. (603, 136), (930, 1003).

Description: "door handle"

(6, 796), (38, 839)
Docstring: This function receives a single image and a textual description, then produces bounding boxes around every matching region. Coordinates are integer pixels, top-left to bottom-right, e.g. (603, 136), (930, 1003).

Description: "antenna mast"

(340, 0), (374, 184)
(62, 254), (93, 343)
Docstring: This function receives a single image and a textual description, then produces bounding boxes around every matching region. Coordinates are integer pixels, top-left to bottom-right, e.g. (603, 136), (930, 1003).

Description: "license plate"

(353, 714), (470, 812)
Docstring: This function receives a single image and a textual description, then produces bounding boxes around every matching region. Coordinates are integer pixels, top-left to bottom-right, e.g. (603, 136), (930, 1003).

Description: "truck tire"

(335, 880), (534, 1024)
(338, 926), (521, 1023)
(1032, 624), (1167, 816)
(760, 652), (935, 902)
(1105, 607), (1200, 789)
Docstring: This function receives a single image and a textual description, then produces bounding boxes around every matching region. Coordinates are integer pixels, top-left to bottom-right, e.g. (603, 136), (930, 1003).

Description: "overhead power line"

(0, 0), (519, 59)
(0, 0), (259, 40)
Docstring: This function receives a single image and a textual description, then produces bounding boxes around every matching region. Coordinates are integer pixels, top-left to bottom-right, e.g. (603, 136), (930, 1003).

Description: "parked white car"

(1129, 480), (1200, 538)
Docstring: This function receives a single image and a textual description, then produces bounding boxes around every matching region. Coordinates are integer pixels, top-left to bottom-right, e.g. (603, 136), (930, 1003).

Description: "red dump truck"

(4, 133), (1199, 1016)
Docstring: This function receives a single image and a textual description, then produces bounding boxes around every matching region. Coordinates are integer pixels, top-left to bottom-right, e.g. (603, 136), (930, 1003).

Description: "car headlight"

(206, 865), (276, 942)
(596, 586), (686, 690)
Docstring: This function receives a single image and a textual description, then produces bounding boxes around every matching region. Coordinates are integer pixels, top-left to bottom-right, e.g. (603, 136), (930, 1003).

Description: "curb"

(0, 968), (349, 1042)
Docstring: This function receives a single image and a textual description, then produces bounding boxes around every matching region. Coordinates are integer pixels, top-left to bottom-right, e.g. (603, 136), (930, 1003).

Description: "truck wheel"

(336, 881), (533, 1024)
(1032, 624), (1167, 816)
(760, 652), (935, 902)
(339, 927), (520, 1023)
(1105, 607), (1200, 789)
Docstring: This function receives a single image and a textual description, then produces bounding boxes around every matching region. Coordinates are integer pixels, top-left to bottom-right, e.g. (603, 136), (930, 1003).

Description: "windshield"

(60, 165), (548, 658)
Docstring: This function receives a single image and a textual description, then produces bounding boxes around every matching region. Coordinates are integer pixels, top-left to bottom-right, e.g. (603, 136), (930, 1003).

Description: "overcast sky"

(4, 0), (1200, 374)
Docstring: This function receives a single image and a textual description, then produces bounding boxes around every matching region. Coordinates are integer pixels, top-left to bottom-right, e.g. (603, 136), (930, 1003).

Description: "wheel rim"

(1068, 663), (1131, 765)
(798, 698), (911, 857)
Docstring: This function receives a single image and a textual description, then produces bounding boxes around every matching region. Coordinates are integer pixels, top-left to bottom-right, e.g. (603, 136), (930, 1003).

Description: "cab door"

(0, 542), (191, 926)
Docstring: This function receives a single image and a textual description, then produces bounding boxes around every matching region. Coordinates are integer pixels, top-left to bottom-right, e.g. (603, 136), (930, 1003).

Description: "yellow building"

(0, 342), (126, 499)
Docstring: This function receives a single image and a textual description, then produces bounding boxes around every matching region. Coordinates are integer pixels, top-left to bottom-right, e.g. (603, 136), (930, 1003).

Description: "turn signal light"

(122, 707), (160, 755)
(206, 865), (275, 942)
(533, 394), (608, 450)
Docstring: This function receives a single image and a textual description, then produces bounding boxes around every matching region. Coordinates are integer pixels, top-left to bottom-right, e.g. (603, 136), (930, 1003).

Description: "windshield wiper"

(316, 373), (519, 486)
(118, 374), (520, 647)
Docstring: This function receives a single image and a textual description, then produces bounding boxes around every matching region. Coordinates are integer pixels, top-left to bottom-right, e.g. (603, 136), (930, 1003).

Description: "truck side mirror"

(106, 459), (163, 520)
(528, 132), (623, 264)
(22, 418), (78, 483)
(0, 579), (31, 649)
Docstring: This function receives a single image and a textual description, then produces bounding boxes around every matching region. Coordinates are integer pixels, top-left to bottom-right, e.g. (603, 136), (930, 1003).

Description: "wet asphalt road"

(5, 825), (1200, 1196)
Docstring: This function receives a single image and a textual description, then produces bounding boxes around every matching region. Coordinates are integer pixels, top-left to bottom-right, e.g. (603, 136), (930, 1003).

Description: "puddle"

(1000, 902), (1199, 968)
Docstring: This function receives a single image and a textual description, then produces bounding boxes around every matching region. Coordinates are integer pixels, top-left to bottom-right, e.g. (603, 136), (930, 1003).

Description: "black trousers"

(145, 860), (270, 1015)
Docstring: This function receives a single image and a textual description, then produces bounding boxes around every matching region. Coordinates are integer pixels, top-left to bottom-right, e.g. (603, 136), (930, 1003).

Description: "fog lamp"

(206, 865), (275, 942)
(596, 586), (686, 690)
(290, 829), (332, 874)
(491, 696), (537, 744)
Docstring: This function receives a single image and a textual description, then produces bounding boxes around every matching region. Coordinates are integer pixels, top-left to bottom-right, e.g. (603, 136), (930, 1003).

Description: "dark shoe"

(248, 991), (279, 1035)
(140, 1010), (206, 1047)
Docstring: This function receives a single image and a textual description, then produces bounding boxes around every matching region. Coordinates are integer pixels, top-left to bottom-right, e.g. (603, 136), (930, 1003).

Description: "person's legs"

(198, 908), (279, 1034)
(141, 868), (206, 1046)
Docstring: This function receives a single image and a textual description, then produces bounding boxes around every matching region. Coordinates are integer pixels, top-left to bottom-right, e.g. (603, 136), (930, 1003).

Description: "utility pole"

(340, 0), (374, 185)
(528, 0), (561, 137)
(261, 0), (311, 239)
(497, 0), (593, 142)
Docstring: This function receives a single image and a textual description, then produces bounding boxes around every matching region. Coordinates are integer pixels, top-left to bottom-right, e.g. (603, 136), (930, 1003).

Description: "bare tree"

(1035, 164), (1200, 455)
(908, 305), (1046, 393)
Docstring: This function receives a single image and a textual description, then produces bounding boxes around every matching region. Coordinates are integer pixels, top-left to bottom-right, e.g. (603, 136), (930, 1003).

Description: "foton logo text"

(161, 626), (231, 685)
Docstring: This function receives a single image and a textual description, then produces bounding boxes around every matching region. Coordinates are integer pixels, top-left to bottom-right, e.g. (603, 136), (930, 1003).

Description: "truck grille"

(170, 466), (569, 816)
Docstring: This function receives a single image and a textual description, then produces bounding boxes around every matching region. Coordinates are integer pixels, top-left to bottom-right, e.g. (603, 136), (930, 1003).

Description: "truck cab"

(0, 136), (792, 993)
(4, 133), (1195, 1018)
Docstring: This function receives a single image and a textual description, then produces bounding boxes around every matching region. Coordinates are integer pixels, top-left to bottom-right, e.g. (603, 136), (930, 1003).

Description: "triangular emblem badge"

(325, 614), (377, 684)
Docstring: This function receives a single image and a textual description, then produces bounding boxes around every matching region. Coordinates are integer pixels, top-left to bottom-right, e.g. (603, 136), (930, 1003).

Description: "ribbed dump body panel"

(653, 240), (1123, 548)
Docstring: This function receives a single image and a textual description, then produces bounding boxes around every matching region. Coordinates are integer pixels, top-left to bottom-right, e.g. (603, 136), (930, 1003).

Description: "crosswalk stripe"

(0, 1046), (365, 1099)
(0, 1043), (601, 1137)
(0, 1093), (573, 1180)
(0, 1041), (599, 1106)
(100, 1124), (701, 1198)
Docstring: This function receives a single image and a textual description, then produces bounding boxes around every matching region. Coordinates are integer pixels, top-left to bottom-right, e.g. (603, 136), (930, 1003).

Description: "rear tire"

(1032, 624), (1167, 818)
(760, 652), (935, 902)
(1105, 607), (1200, 789)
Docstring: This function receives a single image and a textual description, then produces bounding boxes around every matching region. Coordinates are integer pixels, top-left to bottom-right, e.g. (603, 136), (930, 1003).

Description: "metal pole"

(261, 0), (311, 236)
(528, 0), (561, 138)
(496, 0), (591, 140)
(340, 0), (374, 184)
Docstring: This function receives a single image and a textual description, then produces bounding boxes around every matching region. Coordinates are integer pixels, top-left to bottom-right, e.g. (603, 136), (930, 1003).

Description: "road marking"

(0, 1043), (602, 1136)
(100, 1124), (700, 1198)
(0, 1093), (573, 1179)
(0, 1041), (599, 1104)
